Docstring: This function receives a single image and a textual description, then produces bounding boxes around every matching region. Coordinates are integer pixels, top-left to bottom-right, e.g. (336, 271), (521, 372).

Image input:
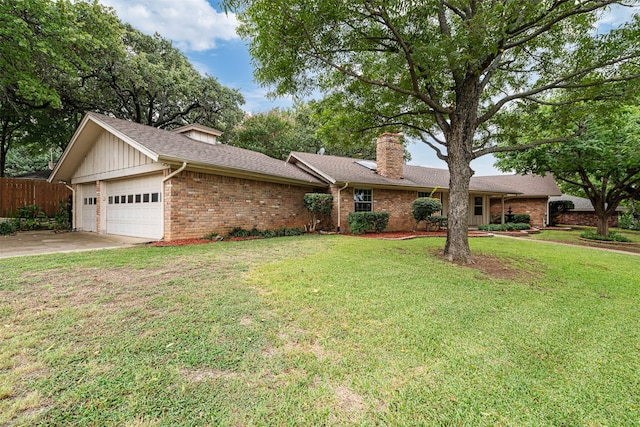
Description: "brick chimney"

(376, 132), (404, 179)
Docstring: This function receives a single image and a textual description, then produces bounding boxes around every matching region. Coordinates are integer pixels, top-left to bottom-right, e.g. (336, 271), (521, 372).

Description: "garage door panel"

(106, 175), (162, 239)
(80, 184), (97, 232)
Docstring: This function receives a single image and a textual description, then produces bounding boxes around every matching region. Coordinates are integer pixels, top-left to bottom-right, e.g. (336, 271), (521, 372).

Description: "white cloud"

(99, 0), (239, 51)
(597, 4), (638, 27)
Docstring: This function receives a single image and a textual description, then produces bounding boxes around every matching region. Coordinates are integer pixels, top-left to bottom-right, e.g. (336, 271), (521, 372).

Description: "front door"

(469, 195), (485, 226)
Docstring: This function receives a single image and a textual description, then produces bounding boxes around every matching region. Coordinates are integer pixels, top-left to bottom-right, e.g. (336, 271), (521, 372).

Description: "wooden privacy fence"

(0, 178), (72, 217)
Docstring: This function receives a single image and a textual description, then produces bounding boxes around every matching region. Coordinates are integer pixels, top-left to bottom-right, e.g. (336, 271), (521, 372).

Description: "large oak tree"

(224, 0), (640, 262)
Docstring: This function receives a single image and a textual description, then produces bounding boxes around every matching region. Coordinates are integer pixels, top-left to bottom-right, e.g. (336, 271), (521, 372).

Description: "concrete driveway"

(0, 230), (152, 259)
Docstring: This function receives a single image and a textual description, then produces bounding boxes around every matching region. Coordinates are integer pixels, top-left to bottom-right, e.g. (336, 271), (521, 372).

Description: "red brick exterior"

(556, 211), (619, 227)
(331, 185), (423, 233)
(163, 170), (317, 240)
(489, 197), (549, 227)
(376, 133), (404, 180)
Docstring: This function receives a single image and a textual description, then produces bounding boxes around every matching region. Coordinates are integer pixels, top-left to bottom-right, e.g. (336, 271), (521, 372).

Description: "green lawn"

(1, 235), (639, 426)
(521, 225), (640, 254)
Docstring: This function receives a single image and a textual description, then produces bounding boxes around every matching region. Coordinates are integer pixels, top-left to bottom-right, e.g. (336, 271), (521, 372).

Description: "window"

(135, 194), (141, 203)
(354, 189), (373, 212)
(474, 196), (483, 216)
(108, 196), (113, 204)
(143, 193), (150, 203)
(151, 192), (160, 203)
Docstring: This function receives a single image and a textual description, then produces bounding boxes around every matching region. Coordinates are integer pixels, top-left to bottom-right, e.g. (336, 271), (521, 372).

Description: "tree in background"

(224, 0), (640, 262)
(0, 0), (123, 176)
(0, 1), (245, 176)
(496, 103), (640, 237)
(228, 102), (410, 160)
(92, 25), (245, 132)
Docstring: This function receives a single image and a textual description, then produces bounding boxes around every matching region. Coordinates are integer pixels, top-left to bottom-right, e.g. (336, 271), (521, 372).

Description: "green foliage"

(53, 201), (70, 231)
(224, 0), (640, 262)
(347, 211), (390, 235)
(411, 197), (443, 223)
(226, 227), (305, 239)
(580, 230), (632, 243)
(511, 214), (531, 224)
(303, 193), (333, 216)
(0, 220), (18, 236)
(0, 1), (245, 177)
(479, 223), (531, 232)
(303, 193), (333, 232)
(497, 103), (640, 234)
(619, 212), (640, 230)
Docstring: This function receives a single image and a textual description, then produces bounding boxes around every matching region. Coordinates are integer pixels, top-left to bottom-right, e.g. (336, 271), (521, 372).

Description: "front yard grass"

(524, 225), (640, 254)
(1, 235), (639, 426)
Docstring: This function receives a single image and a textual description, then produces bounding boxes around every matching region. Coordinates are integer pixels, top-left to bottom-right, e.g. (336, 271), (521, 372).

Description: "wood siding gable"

(72, 130), (165, 184)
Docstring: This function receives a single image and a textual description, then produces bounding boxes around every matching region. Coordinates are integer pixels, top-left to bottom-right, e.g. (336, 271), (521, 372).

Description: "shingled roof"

(475, 173), (562, 197)
(51, 112), (323, 186)
(287, 152), (541, 194)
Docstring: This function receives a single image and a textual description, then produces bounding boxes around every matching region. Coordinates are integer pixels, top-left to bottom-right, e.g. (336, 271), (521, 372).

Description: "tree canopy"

(225, 0), (640, 262)
(0, 0), (245, 176)
(227, 102), (410, 160)
(496, 102), (640, 237)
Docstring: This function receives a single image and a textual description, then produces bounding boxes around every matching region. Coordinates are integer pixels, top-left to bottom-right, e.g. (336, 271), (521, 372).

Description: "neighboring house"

(50, 113), (562, 240)
(549, 195), (623, 227)
(478, 174), (562, 227)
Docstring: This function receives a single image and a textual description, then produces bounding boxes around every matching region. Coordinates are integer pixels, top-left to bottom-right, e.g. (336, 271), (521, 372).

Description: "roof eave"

(286, 154), (337, 184)
(158, 156), (325, 188)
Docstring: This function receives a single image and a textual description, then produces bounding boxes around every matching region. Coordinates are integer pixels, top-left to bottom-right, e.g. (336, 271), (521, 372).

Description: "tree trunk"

(442, 79), (479, 264)
(444, 156), (473, 262)
(596, 213), (610, 237)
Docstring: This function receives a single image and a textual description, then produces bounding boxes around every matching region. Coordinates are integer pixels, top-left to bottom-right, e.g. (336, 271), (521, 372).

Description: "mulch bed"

(148, 231), (491, 246)
(347, 230), (492, 240)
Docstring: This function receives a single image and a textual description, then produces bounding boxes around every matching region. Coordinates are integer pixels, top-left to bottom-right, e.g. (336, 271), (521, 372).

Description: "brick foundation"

(163, 170), (317, 240)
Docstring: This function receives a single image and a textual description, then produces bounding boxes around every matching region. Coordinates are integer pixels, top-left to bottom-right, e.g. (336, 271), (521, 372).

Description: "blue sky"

(97, 0), (635, 175)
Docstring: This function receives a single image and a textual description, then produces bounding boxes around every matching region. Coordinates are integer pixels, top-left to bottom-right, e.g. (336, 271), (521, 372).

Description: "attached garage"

(49, 112), (324, 241)
(105, 175), (163, 239)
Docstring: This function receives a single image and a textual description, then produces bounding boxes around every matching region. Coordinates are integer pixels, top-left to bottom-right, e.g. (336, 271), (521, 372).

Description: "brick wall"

(556, 211), (619, 227)
(163, 170), (315, 240)
(489, 197), (548, 227)
(331, 185), (421, 232)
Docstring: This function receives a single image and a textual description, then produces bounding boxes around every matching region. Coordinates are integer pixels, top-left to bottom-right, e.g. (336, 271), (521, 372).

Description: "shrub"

(619, 212), (640, 230)
(478, 223), (531, 232)
(303, 193), (333, 231)
(512, 214), (530, 224)
(411, 197), (442, 224)
(0, 219), (19, 236)
(225, 227), (305, 239)
(347, 212), (390, 235)
(580, 230), (632, 242)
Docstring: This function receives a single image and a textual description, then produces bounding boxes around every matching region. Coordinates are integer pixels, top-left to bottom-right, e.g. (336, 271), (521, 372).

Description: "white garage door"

(80, 184), (97, 232)
(106, 175), (163, 239)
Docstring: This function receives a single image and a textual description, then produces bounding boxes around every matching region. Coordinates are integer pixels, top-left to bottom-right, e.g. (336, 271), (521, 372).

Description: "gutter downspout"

(336, 182), (349, 233)
(161, 162), (187, 240)
(63, 183), (76, 231)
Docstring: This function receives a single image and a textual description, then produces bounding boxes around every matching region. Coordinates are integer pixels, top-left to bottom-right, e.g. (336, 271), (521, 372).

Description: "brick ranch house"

(50, 113), (560, 240)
